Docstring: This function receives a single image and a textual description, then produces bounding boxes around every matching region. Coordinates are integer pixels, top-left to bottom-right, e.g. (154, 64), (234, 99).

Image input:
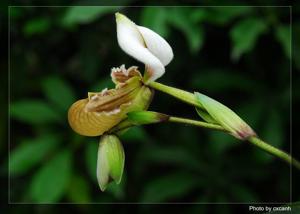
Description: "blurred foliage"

(6, 4), (299, 213)
(230, 17), (268, 60)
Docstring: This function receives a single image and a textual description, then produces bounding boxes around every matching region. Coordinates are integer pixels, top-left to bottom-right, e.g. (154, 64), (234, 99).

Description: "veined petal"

(116, 13), (165, 83)
(68, 75), (153, 137)
(137, 26), (173, 66)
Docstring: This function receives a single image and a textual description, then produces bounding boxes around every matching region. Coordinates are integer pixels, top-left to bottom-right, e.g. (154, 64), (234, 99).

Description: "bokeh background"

(6, 4), (300, 212)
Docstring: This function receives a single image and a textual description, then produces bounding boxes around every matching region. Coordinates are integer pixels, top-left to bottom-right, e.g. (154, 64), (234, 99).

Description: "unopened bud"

(127, 111), (169, 125)
(194, 92), (256, 140)
(97, 135), (125, 191)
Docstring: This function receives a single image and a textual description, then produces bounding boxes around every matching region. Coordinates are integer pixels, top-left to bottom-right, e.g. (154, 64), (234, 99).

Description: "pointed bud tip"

(97, 135), (125, 192)
(115, 12), (121, 20)
(194, 92), (256, 140)
(115, 12), (130, 24)
(236, 125), (257, 140)
(99, 184), (107, 192)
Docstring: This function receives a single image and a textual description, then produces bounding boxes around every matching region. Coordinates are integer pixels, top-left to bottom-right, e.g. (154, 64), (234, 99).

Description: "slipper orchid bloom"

(68, 13), (174, 191)
(115, 12), (173, 83)
(68, 13), (173, 137)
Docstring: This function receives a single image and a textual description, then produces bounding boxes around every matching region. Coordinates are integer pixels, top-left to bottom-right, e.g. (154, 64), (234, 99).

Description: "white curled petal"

(137, 26), (173, 66)
(117, 26), (165, 82)
(115, 13), (145, 48)
(116, 13), (165, 83)
(144, 57), (165, 83)
(116, 12), (146, 62)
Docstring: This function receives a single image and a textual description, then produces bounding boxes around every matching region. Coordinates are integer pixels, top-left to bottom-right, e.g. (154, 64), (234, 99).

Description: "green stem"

(169, 116), (226, 132)
(170, 118), (300, 170)
(148, 81), (204, 109)
(110, 115), (226, 134)
(248, 136), (300, 170)
(148, 81), (300, 170)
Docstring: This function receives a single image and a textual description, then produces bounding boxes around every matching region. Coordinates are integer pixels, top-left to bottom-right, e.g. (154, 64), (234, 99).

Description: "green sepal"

(97, 135), (125, 191)
(195, 107), (218, 124)
(127, 111), (170, 125)
(194, 92), (256, 140)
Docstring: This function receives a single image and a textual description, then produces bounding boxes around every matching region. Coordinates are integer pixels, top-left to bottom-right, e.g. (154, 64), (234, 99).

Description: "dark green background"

(6, 4), (300, 213)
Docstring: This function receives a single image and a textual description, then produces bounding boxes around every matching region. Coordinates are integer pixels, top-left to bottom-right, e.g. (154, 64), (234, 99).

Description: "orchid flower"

(67, 13), (300, 192)
(68, 13), (173, 137)
(115, 12), (173, 83)
(68, 13), (175, 190)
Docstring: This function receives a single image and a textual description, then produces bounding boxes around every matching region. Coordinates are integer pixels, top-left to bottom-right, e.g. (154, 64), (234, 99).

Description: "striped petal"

(68, 76), (153, 137)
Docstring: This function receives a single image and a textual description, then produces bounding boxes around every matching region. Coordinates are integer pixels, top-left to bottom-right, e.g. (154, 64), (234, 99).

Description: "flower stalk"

(112, 110), (300, 170)
(147, 82), (300, 170)
(168, 116), (226, 132)
(68, 12), (299, 192)
(110, 111), (225, 134)
(147, 81), (204, 109)
(248, 136), (300, 170)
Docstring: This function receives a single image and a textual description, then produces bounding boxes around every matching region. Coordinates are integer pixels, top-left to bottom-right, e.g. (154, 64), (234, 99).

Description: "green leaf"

(9, 134), (61, 176)
(230, 18), (268, 60)
(208, 132), (237, 155)
(67, 175), (91, 203)
(205, 7), (253, 25)
(168, 8), (204, 53)
(230, 185), (258, 202)
(89, 77), (115, 92)
(190, 9), (207, 23)
(10, 100), (61, 124)
(85, 141), (98, 180)
(23, 18), (51, 36)
(138, 145), (201, 171)
(30, 150), (72, 202)
(140, 172), (198, 202)
(141, 7), (169, 37)
(236, 100), (264, 128)
(63, 6), (119, 26)
(10, 7), (24, 19)
(190, 69), (259, 93)
(293, 24), (300, 70)
(275, 25), (291, 59)
(79, 37), (102, 83)
(42, 76), (76, 112)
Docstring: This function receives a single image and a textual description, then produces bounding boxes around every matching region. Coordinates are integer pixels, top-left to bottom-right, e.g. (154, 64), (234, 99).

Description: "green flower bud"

(97, 134), (125, 191)
(127, 111), (169, 125)
(194, 92), (256, 140)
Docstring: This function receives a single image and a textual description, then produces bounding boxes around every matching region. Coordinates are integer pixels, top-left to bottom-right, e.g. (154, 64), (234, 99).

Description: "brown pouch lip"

(85, 76), (142, 113)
